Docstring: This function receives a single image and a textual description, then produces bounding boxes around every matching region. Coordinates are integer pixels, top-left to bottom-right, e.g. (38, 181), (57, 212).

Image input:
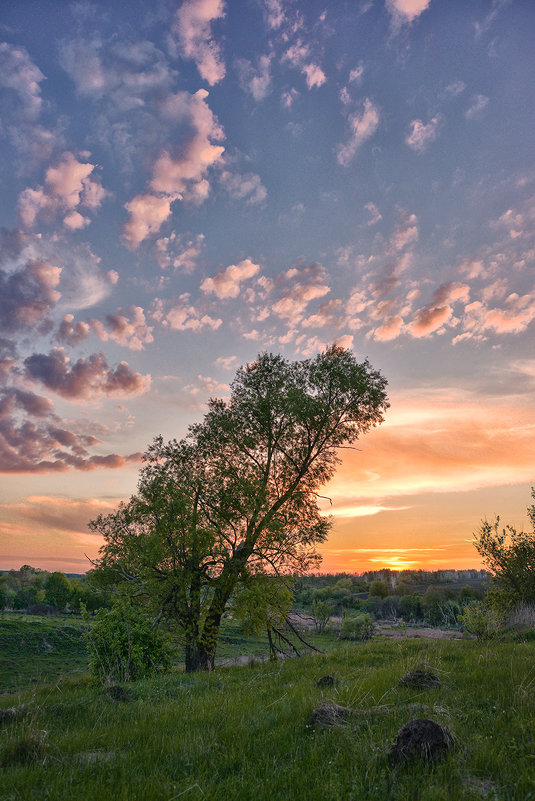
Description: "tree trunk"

(184, 639), (216, 672)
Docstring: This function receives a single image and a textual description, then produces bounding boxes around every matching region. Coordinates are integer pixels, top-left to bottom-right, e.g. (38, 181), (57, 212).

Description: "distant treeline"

(0, 565), (111, 614)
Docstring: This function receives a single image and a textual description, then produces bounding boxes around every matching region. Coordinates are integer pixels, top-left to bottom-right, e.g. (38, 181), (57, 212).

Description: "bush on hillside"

(458, 600), (504, 641)
(83, 600), (173, 683)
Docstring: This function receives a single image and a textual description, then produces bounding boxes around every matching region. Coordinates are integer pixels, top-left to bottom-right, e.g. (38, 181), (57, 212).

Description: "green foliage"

(338, 612), (375, 640)
(231, 574), (293, 636)
(458, 600), (504, 641)
(312, 599), (332, 633)
(0, 584), (7, 610)
(474, 489), (535, 611)
(44, 572), (71, 610)
(83, 601), (173, 683)
(91, 347), (388, 671)
(369, 579), (388, 598)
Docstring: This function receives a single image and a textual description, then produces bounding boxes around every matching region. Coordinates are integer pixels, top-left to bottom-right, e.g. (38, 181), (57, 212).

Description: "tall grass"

(1, 638), (534, 800)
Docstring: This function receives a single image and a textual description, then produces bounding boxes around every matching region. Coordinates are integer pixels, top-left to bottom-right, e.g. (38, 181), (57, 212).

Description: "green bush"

(83, 601), (173, 683)
(458, 600), (504, 641)
(338, 613), (375, 641)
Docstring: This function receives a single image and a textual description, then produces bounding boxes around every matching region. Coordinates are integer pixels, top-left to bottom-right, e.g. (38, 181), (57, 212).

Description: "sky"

(0, 0), (534, 575)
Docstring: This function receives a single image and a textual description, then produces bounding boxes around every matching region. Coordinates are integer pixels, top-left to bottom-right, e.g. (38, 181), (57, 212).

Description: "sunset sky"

(1, 0), (534, 575)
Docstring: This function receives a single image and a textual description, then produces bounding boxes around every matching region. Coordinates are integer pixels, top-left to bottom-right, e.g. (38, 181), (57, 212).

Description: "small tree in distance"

(90, 346), (388, 671)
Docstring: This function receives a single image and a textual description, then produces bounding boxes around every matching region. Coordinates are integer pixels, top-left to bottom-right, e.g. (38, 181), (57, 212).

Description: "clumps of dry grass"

(398, 669), (441, 690)
(310, 702), (352, 727)
(0, 729), (48, 767)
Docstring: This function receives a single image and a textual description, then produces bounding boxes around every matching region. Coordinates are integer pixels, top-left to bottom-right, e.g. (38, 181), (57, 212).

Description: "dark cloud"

(24, 347), (151, 400)
(0, 386), (142, 473)
(0, 258), (61, 333)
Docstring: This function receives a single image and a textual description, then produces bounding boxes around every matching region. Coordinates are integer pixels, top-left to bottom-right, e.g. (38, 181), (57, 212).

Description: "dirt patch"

(389, 718), (453, 764)
(378, 624), (464, 640)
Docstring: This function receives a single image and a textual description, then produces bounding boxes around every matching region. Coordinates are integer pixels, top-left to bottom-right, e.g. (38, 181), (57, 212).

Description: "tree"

(90, 346), (388, 671)
(44, 572), (71, 610)
(474, 488), (535, 610)
(369, 579), (389, 598)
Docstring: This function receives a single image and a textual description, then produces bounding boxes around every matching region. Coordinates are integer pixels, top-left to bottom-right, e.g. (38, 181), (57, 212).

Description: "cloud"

(154, 232), (204, 271)
(235, 55), (272, 101)
(0, 42), (45, 121)
(220, 171), (267, 205)
(0, 387), (141, 473)
(18, 152), (107, 229)
(123, 89), (225, 246)
(0, 258), (61, 334)
(364, 202), (382, 226)
(152, 295), (222, 331)
(215, 355), (238, 370)
(201, 258), (261, 299)
(272, 263), (330, 321)
(123, 194), (176, 249)
(405, 114), (442, 152)
(170, 0), (226, 86)
(371, 315), (404, 341)
(283, 40), (326, 90)
(386, 0), (432, 25)
(88, 306), (154, 350)
(408, 282), (469, 338)
(59, 246), (118, 311)
(24, 348), (151, 400)
(337, 99), (380, 166)
(390, 212), (419, 252)
(56, 314), (89, 346)
(324, 386), (535, 501)
(263, 0), (285, 30)
(465, 94), (489, 119)
(0, 495), (122, 534)
(184, 374), (230, 395)
(461, 293), (535, 338)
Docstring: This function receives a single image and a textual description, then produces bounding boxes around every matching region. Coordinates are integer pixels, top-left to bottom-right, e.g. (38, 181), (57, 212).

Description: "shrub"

(458, 600), (503, 641)
(338, 613), (375, 641)
(83, 600), (173, 683)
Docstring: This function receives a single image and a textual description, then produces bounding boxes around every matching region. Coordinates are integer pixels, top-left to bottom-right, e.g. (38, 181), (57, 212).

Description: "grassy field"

(1, 632), (534, 800)
(0, 615), (88, 694)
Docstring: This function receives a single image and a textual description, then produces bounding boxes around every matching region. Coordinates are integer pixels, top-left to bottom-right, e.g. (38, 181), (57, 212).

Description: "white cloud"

(283, 40), (326, 90)
(337, 99), (379, 166)
(123, 194), (176, 250)
(219, 171), (267, 205)
(364, 202), (382, 226)
(154, 232), (205, 271)
(235, 55), (272, 101)
(171, 0), (226, 86)
(405, 115), (442, 152)
(152, 295), (222, 331)
(0, 43), (45, 121)
(465, 94), (489, 119)
(200, 258), (261, 299)
(18, 152), (107, 229)
(386, 0), (432, 25)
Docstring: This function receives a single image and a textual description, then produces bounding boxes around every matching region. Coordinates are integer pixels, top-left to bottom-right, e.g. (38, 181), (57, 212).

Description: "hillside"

(1, 635), (534, 800)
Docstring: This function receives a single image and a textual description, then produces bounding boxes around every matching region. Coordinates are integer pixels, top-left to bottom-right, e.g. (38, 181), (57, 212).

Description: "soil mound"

(398, 669), (441, 689)
(389, 718), (453, 763)
(310, 702), (351, 727)
(316, 674), (337, 688)
(105, 685), (134, 702)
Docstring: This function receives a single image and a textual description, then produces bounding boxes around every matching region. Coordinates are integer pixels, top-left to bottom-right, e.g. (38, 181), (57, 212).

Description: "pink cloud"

(200, 258), (261, 299)
(123, 194), (176, 249)
(272, 264), (330, 321)
(171, 0), (226, 86)
(386, 0), (432, 25)
(24, 348), (151, 400)
(0, 43), (45, 121)
(56, 314), (89, 346)
(18, 152), (107, 229)
(154, 232), (205, 271)
(407, 282), (469, 338)
(337, 98), (380, 166)
(152, 295), (222, 331)
(219, 171), (267, 204)
(88, 306), (154, 350)
(371, 315), (404, 341)
(405, 115), (443, 152)
(235, 55), (272, 101)
(283, 40), (326, 90)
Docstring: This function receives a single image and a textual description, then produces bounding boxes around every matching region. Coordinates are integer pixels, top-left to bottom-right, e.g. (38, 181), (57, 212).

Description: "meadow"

(1, 614), (534, 800)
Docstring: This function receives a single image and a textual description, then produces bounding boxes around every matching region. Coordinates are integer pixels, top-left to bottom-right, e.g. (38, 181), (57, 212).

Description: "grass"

(0, 614), (88, 694)
(1, 636), (534, 800)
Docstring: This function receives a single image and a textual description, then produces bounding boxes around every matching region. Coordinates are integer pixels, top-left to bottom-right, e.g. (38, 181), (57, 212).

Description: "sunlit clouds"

(1, 0), (534, 571)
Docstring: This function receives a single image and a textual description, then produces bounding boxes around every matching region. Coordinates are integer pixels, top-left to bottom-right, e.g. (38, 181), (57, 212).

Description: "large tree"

(90, 346), (388, 671)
